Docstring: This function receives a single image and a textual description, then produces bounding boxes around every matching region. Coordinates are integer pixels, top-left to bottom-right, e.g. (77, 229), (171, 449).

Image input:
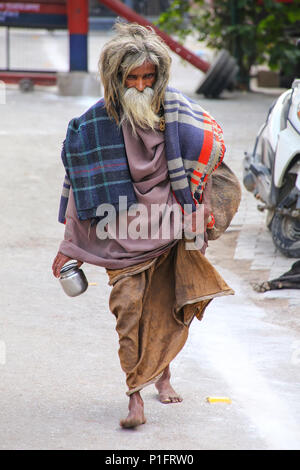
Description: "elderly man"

(52, 22), (233, 428)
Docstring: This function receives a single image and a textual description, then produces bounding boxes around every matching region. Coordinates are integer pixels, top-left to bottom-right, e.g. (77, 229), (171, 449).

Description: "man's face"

(125, 62), (156, 92)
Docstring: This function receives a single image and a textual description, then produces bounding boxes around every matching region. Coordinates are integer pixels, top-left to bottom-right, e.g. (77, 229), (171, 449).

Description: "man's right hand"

(52, 251), (83, 278)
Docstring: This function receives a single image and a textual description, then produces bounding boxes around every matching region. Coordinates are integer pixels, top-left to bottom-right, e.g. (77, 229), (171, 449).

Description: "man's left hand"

(52, 251), (83, 278)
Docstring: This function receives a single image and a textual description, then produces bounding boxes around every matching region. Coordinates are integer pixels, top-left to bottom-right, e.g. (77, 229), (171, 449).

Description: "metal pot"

(59, 262), (88, 297)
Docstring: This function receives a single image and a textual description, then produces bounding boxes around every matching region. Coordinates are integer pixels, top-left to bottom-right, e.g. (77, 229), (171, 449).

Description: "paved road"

(0, 30), (300, 450)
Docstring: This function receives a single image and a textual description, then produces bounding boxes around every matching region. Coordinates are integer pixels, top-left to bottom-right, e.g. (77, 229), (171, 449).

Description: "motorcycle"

(243, 78), (300, 258)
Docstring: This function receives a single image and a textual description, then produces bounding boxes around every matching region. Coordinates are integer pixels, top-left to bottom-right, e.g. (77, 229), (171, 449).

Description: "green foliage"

(156, 0), (300, 88)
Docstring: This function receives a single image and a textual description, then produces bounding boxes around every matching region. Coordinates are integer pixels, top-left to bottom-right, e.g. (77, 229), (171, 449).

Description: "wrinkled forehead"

(120, 53), (159, 80)
(127, 62), (156, 76)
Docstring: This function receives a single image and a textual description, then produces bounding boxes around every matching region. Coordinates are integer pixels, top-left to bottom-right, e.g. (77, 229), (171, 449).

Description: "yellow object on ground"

(206, 397), (232, 404)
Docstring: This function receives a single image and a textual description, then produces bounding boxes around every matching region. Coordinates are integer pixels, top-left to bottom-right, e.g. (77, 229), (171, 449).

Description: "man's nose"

(135, 78), (145, 92)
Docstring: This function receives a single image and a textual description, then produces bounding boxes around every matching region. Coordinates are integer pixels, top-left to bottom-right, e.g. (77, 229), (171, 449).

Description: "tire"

(271, 175), (300, 257)
(271, 213), (300, 258)
(271, 172), (300, 257)
(19, 78), (34, 92)
(196, 50), (230, 97)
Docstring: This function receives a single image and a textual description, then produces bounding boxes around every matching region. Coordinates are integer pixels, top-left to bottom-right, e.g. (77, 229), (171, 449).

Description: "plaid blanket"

(58, 87), (225, 223)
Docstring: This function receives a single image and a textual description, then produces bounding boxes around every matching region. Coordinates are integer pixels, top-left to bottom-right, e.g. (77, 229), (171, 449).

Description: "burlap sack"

(207, 162), (242, 240)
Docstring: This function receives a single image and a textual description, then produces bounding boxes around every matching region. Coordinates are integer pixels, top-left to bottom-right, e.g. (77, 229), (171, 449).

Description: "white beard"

(120, 86), (159, 133)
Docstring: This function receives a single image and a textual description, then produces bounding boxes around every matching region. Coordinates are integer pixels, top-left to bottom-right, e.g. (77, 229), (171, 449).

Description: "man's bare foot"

(120, 391), (146, 429)
(155, 365), (183, 404)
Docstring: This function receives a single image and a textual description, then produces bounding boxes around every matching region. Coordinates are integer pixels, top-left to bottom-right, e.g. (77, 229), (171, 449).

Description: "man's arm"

(201, 176), (212, 229)
(184, 177), (212, 233)
(182, 177), (212, 254)
(198, 177), (212, 254)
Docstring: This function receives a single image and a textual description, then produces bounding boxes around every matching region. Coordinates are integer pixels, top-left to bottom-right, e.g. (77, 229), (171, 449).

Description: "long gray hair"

(98, 21), (172, 124)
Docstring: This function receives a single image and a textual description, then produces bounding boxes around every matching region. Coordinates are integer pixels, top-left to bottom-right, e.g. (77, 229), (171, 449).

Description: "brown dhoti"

(106, 239), (233, 395)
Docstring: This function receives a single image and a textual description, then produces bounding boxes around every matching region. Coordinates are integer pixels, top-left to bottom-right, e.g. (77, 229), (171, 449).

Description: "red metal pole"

(67, 0), (88, 71)
(98, 0), (210, 73)
(67, 0), (88, 35)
